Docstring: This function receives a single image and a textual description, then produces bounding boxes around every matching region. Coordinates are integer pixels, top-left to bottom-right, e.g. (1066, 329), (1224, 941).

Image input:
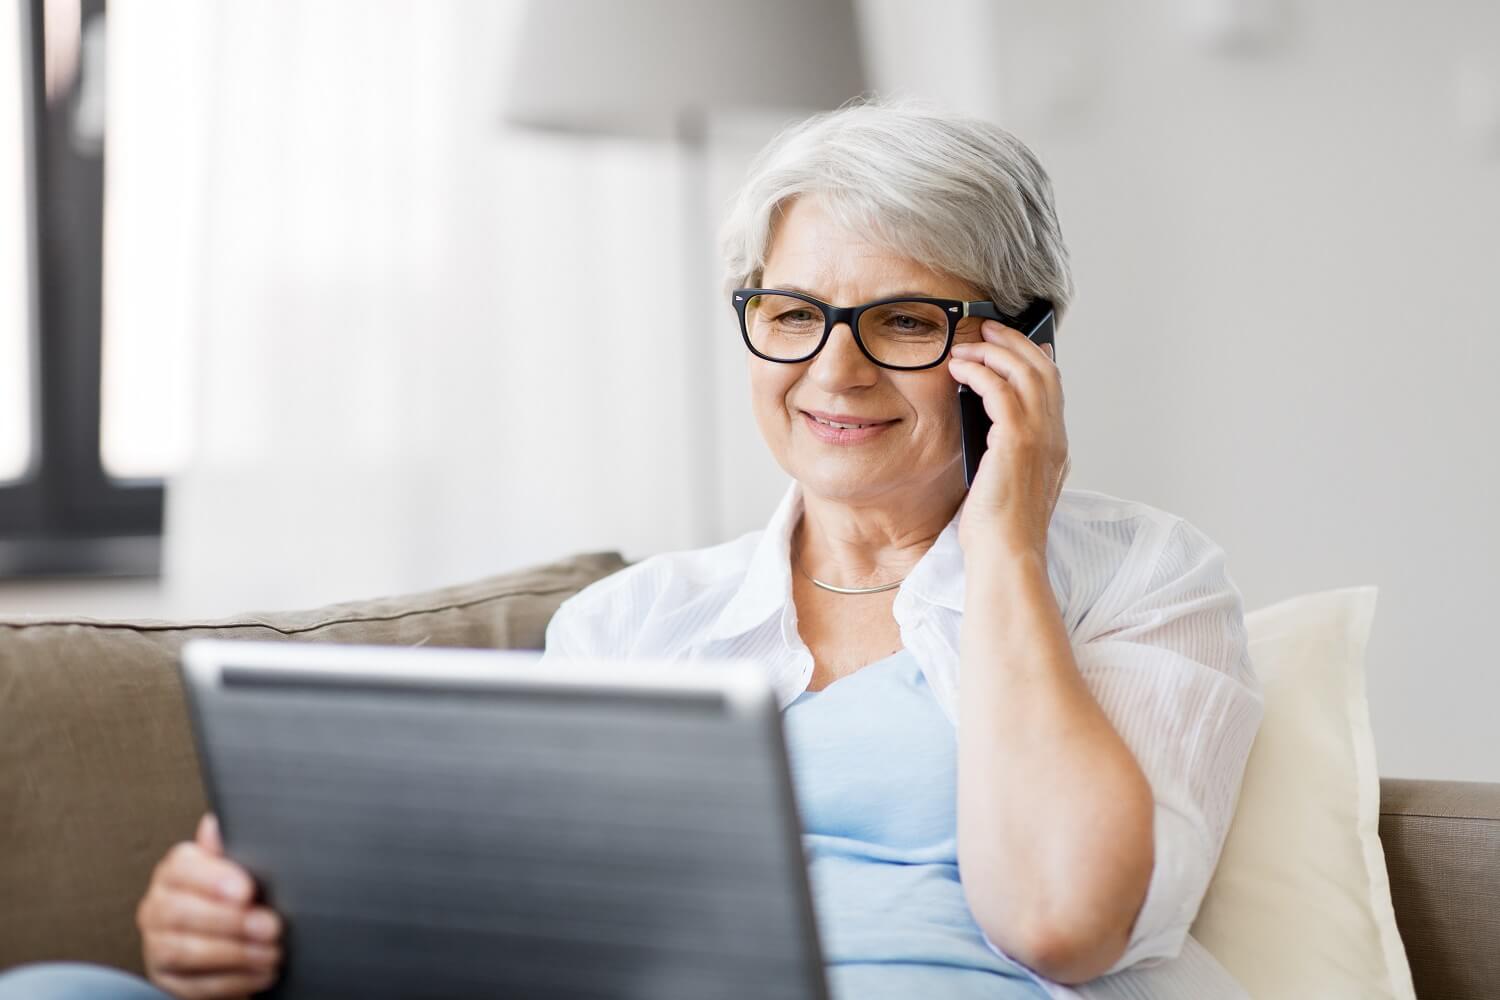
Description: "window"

(0, 0), (162, 578)
(101, 302), (191, 480)
(0, 323), (26, 483)
(1, 0), (31, 484)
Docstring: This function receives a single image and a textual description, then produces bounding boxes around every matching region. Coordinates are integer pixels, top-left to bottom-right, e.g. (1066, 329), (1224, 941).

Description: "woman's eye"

(885, 314), (938, 334)
(775, 310), (820, 326)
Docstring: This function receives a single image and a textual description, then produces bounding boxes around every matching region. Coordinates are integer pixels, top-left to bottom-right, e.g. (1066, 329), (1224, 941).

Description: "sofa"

(2, 551), (1496, 998)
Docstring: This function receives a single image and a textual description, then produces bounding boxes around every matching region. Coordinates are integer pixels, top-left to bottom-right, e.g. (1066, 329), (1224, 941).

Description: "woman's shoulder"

(1050, 486), (1179, 565)
(1052, 486), (1224, 558)
(1055, 486), (1181, 528)
(1046, 488), (1239, 639)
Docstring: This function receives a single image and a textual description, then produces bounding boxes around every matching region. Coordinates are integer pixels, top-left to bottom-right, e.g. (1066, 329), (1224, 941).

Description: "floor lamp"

(500, 0), (865, 546)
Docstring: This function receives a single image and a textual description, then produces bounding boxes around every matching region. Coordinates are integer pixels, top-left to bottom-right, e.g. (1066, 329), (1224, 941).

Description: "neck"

(794, 477), (964, 589)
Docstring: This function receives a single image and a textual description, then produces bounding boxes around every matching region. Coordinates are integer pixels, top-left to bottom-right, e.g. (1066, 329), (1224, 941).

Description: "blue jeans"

(0, 964), (170, 1000)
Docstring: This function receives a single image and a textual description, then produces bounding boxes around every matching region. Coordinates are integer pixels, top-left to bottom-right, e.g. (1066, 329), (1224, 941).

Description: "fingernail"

(246, 942), (280, 967)
(245, 909), (280, 941)
(198, 814), (219, 847)
(219, 875), (250, 901)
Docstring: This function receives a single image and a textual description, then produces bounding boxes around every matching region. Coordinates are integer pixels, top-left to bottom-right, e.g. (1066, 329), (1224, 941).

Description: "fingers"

(989, 320), (1055, 394)
(991, 316), (1060, 367)
(157, 841), (256, 905)
(950, 358), (1023, 432)
(950, 319), (1061, 419)
(141, 884), (281, 942)
(152, 968), (278, 1000)
(146, 932), (280, 975)
(950, 343), (1045, 421)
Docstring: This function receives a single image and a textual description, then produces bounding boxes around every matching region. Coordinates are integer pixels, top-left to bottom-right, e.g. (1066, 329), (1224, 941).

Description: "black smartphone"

(959, 299), (1057, 488)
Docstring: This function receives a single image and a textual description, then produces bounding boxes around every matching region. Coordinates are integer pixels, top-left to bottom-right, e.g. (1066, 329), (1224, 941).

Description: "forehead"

(761, 196), (977, 298)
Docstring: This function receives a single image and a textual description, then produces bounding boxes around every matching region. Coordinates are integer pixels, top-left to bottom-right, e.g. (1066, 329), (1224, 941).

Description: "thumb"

(196, 813), (224, 856)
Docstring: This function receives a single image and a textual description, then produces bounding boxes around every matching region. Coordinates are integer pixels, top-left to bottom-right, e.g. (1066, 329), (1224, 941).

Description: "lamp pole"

(500, 0), (865, 546)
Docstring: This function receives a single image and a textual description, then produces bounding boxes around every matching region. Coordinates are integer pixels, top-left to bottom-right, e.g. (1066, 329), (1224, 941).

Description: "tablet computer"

(180, 638), (828, 1000)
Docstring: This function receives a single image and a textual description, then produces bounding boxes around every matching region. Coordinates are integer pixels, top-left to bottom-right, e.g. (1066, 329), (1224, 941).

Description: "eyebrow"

(769, 283), (948, 301)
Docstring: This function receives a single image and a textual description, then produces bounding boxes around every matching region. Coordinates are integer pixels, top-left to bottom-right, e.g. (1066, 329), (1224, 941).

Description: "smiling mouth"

(803, 411), (896, 430)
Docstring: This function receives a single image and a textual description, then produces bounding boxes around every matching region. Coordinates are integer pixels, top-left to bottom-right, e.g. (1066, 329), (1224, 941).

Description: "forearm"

(956, 539), (1154, 983)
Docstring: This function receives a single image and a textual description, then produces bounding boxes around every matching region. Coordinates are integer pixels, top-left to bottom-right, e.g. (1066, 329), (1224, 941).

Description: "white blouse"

(543, 480), (1263, 1000)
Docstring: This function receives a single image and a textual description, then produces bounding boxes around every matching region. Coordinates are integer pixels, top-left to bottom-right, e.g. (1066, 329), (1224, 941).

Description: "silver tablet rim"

(180, 637), (777, 719)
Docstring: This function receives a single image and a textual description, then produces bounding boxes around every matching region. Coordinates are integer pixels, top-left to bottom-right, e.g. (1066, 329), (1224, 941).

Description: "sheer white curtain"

(113, 1), (757, 616)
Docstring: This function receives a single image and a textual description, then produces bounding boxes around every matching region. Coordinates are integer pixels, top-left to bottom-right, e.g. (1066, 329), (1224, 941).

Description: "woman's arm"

(956, 537), (1154, 984)
(947, 322), (1261, 984)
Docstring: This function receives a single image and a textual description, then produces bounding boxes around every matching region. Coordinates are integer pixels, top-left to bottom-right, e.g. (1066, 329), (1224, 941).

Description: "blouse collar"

(705, 479), (968, 643)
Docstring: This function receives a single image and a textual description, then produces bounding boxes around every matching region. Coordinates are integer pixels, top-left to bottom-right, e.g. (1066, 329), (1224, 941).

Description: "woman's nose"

(807, 322), (879, 389)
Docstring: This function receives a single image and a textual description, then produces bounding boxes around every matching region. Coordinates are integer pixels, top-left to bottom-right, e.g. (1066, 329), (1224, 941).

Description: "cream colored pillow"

(1190, 586), (1416, 999)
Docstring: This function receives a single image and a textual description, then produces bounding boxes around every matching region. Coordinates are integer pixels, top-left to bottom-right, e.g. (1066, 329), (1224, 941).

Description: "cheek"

(906, 372), (961, 439)
(748, 361), (799, 430)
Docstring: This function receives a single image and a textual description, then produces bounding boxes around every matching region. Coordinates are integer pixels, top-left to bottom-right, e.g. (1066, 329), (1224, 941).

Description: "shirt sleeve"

(541, 591), (595, 660)
(1075, 516), (1264, 975)
(541, 587), (626, 662)
(540, 559), (660, 662)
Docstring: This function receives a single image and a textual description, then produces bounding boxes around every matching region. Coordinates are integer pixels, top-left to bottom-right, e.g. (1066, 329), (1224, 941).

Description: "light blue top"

(783, 648), (1048, 1000)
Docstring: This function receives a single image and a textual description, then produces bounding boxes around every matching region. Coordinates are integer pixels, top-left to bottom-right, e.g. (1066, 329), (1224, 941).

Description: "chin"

(791, 456), (898, 504)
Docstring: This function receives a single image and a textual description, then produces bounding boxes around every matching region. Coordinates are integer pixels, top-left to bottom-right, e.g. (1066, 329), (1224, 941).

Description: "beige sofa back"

(1379, 778), (1500, 1000)
(0, 552), (626, 975)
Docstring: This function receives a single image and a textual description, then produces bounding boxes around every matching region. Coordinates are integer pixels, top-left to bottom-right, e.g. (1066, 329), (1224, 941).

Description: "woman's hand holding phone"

(949, 313), (1069, 561)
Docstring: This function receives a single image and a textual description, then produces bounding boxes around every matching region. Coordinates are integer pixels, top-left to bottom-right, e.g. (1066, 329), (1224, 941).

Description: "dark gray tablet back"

(180, 640), (827, 1000)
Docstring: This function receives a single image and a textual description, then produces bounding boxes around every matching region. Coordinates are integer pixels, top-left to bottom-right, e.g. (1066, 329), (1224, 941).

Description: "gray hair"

(718, 97), (1074, 320)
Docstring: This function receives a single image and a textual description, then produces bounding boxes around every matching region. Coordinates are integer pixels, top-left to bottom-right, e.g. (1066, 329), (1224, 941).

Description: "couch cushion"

(0, 551), (626, 975)
(1190, 585), (1417, 999)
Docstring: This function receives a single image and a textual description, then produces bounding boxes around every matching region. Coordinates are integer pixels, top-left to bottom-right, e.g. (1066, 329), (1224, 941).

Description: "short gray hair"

(719, 97), (1074, 320)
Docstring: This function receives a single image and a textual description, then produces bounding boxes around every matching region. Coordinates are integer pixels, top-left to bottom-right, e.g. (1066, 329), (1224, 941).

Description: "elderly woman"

(542, 101), (1263, 1000)
(0, 100), (1261, 1000)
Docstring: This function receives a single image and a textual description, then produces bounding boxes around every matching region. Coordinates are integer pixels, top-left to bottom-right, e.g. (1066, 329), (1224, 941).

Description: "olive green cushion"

(0, 551), (626, 974)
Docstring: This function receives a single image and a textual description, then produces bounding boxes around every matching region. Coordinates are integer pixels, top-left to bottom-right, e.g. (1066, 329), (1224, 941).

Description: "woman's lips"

(800, 410), (897, 445)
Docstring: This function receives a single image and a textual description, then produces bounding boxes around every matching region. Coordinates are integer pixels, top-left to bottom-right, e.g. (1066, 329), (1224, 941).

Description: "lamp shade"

(502, 0), (866, 137)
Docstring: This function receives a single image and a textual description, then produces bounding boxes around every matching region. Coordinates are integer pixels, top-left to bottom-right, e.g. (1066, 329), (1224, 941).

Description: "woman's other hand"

(136, 814), (282, 999)
(949, 319), (1070, 559)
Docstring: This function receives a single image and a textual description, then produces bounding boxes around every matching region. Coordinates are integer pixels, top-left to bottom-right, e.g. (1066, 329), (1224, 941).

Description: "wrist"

(961, 523), (1047, 569)
(962, 537), (1048, 598)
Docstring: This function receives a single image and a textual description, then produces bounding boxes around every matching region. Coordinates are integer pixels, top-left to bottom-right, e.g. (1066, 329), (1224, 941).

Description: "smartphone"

(959, 299), (1057, 488)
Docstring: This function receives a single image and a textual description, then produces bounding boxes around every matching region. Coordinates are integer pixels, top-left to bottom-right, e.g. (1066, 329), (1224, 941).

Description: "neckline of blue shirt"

(791, 647), (913, 703)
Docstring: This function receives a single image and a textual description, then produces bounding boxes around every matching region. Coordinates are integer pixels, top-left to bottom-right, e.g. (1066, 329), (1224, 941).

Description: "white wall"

(4, 0), (1496, 783)
(853, 0), (1500, 782)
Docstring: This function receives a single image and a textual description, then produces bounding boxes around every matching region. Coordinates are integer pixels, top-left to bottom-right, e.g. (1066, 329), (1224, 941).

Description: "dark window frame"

(0, 0), (162, 578)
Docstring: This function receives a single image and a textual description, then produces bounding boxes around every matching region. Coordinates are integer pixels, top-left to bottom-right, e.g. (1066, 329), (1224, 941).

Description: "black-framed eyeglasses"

(731, 288), (1054, 371)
